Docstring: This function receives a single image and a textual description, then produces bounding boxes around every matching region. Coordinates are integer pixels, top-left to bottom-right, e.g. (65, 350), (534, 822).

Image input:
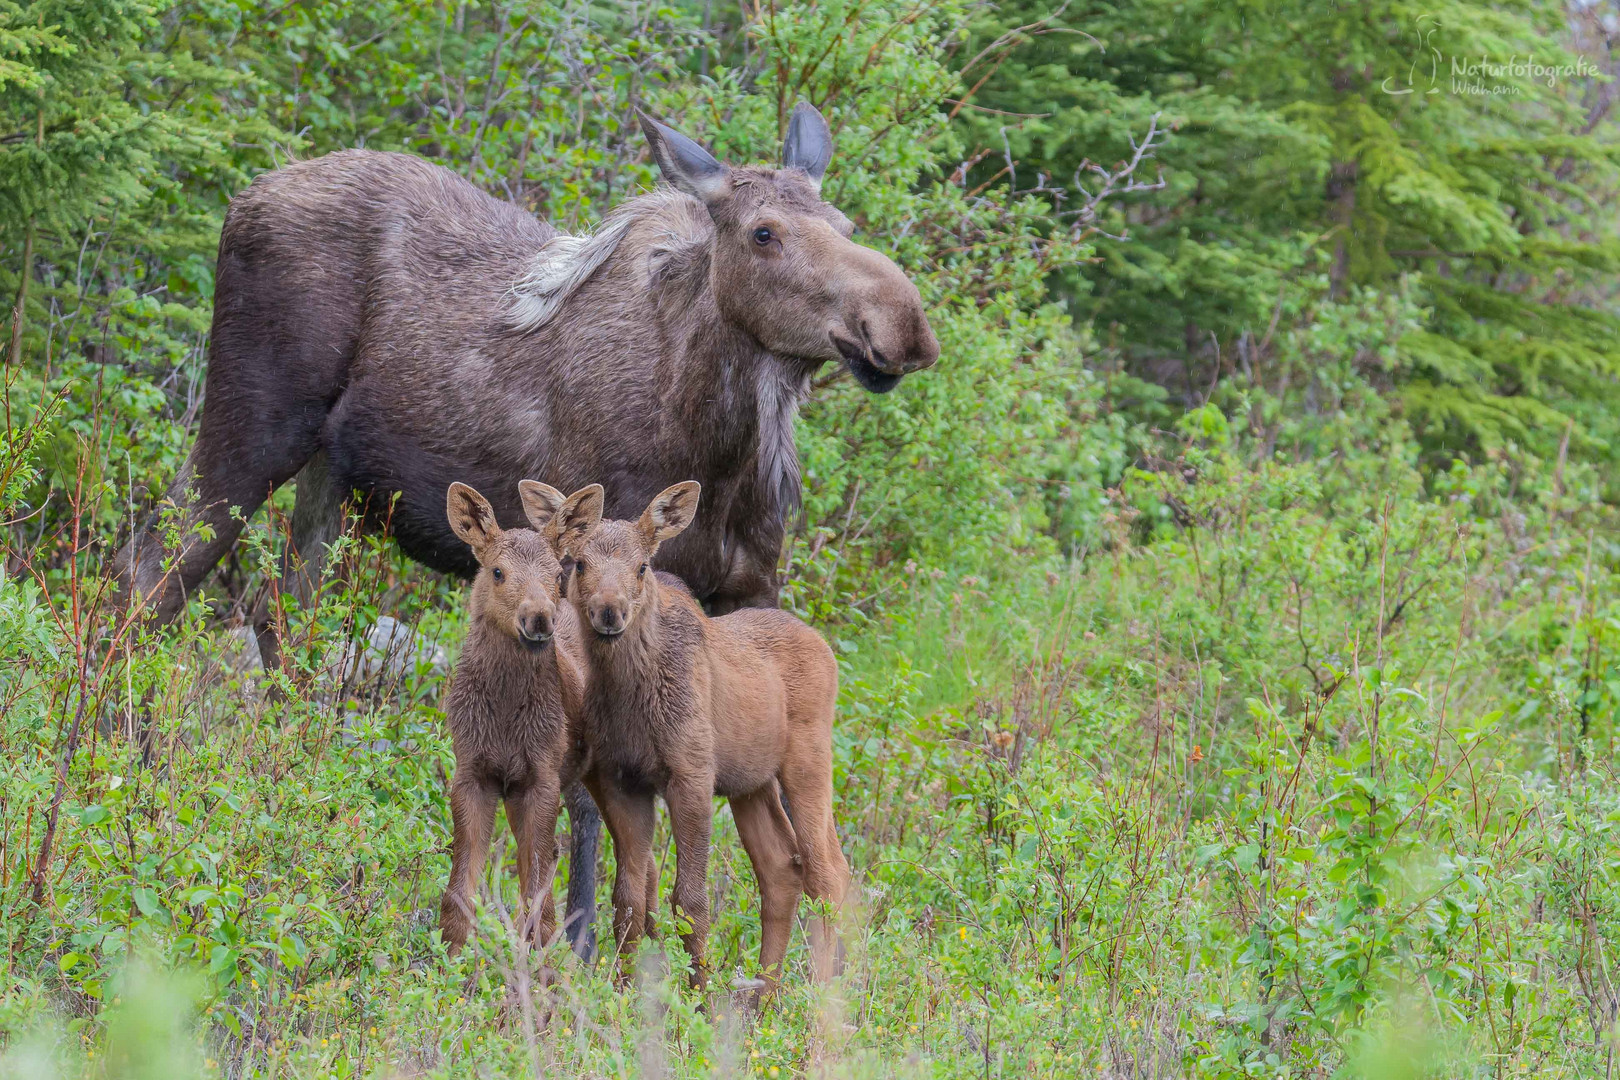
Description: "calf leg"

(817, 817), (852, 980)
(731, 782), (804, 990)
(439, 779), (499, 953)
(587, 774), (657, 983)
(506, 780), (563, 948)
(778, 751), (851, 983)
(777, 753), (850, 905)
(663, 774), (716, 989)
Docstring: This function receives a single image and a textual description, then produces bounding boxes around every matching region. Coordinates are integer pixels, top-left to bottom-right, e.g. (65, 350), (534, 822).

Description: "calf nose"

(518, 608), (554, 644)
(590, 600), (626, 636)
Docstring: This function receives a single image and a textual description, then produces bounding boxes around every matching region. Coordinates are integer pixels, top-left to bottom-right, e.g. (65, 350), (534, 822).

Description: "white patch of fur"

(507, 188), (698, 332)
(757, 366), (808, 518)
(507, 219), (634, 332)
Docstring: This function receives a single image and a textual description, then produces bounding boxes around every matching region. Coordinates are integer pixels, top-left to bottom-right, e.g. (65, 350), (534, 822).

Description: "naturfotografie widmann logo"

(1382, 15), (1597, 97)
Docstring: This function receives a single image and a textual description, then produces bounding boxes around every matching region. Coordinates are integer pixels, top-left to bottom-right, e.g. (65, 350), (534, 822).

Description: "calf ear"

(781, 101), (832, 188)
(447, 483), (500, 557)
(518, 480), (567, 533)
(639, 481), (701, 549)
(637, 110), (732, 207)
(548, 484), (605, 558)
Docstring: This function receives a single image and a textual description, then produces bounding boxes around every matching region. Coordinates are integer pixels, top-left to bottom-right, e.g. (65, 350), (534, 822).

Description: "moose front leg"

(663, 774), (716, 989)
(506, 780), (564, 948)
(440, 779), (499, 953)
(586, 774), (658, 985)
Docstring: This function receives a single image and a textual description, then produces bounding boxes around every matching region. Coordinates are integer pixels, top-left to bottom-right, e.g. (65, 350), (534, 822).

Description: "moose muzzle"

(831, 242), (940, 391)
(587, 594), (628, 637)
(516, 602), (555, 648)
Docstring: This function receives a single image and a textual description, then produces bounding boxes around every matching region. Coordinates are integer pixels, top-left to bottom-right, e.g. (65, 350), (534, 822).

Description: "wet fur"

(438, 489), (591, 955)
(556, 492), (851, 991)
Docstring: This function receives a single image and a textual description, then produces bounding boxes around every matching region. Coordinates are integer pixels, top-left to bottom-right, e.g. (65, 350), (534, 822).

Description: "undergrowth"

(5, 422), (1620, 1078)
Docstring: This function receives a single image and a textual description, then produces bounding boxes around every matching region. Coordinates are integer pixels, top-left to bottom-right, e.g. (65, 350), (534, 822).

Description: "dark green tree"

(0, 0), (266, 360)
(961, 0), (1620, 473)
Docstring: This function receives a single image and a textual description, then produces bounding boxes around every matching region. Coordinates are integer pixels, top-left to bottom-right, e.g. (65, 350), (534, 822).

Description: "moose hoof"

(729, 976), (771, 1013)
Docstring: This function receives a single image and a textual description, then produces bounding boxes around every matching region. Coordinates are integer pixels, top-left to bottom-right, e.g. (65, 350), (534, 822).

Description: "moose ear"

(547, 484), (605, 558)
(639, 481), (701, 549)
(781, 101), (832, 187)
(518, 480), (567, 533)
(637, 110), (731, 206)
(447, 482), (500, 557)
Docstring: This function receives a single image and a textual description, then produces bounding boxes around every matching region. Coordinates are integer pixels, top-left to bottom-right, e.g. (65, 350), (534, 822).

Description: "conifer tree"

(0, 0), (258, 367)
(962, 0), (1620, 468)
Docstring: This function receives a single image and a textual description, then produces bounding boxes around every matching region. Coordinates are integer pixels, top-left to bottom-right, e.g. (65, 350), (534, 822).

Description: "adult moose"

(110, 103), (938, 959)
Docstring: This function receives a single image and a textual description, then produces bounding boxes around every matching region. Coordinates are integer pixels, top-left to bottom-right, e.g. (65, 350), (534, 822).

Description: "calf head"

(640, 104), (939, 392)
(545, 481), (701, 638)
(446, 481), (571, 650)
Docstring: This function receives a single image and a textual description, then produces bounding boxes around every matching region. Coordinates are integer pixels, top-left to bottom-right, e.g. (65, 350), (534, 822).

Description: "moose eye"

(752, 226), (773, 246)
(638, 563), (648, 577)
(491, 567), (504, 583)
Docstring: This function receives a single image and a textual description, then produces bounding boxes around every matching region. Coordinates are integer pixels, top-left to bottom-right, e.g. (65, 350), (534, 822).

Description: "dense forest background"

(2, 0), (1620, 1077)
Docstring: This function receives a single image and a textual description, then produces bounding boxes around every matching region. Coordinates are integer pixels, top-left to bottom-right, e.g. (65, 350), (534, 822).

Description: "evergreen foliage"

(964, 0), (1620, 472)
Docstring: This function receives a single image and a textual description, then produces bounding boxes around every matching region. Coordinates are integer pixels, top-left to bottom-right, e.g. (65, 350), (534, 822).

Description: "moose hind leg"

(255, 450), (347, 672)
(562, 780), (601, 962)
(731, 783), (804, 989)
(113, 342), (333, 632)
(777, 756), (849, 905)
(110, 447), (263, 629)
(778, 753), (851, 982)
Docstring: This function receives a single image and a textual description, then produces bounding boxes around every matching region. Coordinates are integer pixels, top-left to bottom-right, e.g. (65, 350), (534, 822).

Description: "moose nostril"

(911, 321), (940, 370)
(520, 611), (554, 642)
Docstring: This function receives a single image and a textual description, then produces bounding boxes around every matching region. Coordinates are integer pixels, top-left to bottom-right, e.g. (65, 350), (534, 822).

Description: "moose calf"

(438, 481), (591, 953)
(538, 479), (851, 991)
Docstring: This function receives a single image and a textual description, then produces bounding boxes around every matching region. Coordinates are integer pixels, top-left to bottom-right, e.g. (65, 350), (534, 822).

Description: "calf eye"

(752, 226), (773, 246)
(638, 563), (648, 576)
(491, 567), (504, 583)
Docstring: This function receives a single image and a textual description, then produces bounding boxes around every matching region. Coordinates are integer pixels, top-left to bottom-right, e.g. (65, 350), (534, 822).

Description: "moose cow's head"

(639, 103), (939, 392)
